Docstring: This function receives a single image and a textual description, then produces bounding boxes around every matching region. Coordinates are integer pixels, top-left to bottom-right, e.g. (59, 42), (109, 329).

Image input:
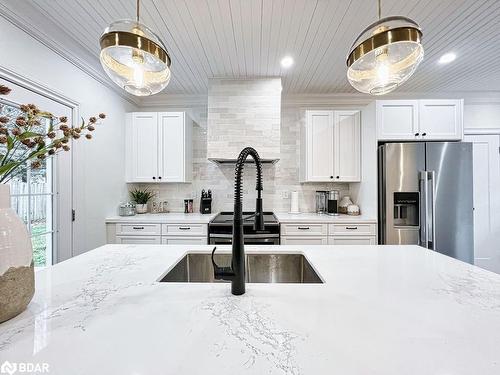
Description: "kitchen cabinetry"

(376, 99), (463, 141)
(301, 110), (361, 182)
(280, 221), (377, 245)
(126, 112), (192, 183)
(107, 222), (208, 245)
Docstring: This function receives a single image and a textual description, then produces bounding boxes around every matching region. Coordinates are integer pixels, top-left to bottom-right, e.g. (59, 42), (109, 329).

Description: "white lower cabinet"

(116, 236), (161, 245)
(161, 237), (207, 245)
(328, 236), (376, 245)
(280, 222), (377, 245)
(108, 222), (208, 245)
(281, 237), (328, 245)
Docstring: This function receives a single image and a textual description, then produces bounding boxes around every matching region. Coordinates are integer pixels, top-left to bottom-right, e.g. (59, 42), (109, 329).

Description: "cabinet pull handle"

(297, 226), (310, 230)
(132, 226), (145, 230)
(346, 226), (358, 230)
(179, 227), (191, 230)
(415, 132), (419, 136)
(422, 132), (427, 136)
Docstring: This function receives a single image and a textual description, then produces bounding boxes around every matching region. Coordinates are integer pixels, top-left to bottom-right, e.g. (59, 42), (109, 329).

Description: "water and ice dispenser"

(393, 192), (419, 227)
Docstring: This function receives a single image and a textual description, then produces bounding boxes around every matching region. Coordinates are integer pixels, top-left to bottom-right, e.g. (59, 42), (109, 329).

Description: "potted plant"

(129, 188), (154, 214)
(0, 84), (105, 323)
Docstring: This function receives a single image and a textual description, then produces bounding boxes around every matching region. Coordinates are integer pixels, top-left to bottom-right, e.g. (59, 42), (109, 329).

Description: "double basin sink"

(160, 253), (323, 284)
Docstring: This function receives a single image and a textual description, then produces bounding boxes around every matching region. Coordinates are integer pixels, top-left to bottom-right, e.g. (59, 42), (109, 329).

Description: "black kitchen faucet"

(211, 147), (264, 295)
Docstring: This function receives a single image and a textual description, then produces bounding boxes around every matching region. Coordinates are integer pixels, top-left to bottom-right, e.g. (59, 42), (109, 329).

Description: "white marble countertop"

(1, 244), (500, 374)
(105, 212), (217, 223)
(275, 212), (377, 223)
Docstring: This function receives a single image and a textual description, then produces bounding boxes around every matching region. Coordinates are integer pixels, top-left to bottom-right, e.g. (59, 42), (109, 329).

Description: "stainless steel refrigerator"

(378, 142), (474, 263)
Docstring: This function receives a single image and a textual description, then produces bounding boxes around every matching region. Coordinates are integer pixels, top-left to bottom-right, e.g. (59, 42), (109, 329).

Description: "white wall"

(0, 17), (135, 255)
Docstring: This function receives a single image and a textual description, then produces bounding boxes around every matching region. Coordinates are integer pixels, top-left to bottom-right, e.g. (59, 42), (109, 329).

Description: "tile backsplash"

(131, 104), (349, 213)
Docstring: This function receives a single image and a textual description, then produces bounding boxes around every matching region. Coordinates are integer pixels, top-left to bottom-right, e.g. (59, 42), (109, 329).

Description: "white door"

(158, 112), (184, 182)
(419, 100), (463, 140)
(306, 110), (334, 181)
(376, 100), (419, 140)
(127, 112), (158, 183)
(464, 134), (500, 274)
(334, 110), (361, 182)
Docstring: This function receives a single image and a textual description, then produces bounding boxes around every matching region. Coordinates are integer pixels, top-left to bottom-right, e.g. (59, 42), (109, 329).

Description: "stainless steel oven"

(209, 212), (280, 245)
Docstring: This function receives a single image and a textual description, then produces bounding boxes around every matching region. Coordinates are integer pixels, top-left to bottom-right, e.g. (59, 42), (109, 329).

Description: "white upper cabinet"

(126, 112), (192, 183)
(376, 100), (419, 140)
(301, 110), (361, 182)
(418, 100), (463, 140)
(376, 99), (463, 141)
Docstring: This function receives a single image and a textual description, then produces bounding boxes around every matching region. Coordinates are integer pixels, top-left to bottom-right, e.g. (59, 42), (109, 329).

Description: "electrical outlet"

(281, 191), (290, 199)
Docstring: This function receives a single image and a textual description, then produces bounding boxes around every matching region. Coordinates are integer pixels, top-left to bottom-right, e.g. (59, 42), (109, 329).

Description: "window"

(0, 103), (54, 267)
(0, 76), (73, 267)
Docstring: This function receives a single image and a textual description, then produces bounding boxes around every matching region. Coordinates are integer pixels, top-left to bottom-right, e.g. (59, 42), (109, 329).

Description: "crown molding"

(0, 4), (139, 107)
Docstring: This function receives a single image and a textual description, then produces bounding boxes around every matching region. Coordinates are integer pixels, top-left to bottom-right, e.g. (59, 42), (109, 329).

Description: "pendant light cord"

(378, 0), (381, 20)
(136, 0), (140, 23)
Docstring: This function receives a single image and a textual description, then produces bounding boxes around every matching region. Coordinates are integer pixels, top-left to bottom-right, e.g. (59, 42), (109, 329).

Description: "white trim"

(464, 128), (500, 135)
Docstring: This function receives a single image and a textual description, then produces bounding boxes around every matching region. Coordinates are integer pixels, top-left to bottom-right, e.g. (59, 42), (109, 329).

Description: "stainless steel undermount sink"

(159, 253), (323, 284)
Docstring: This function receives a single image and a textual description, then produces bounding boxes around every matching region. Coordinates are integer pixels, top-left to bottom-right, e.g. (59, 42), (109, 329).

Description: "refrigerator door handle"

(419, 171), (428, 248)
(428, 170), (437, 250)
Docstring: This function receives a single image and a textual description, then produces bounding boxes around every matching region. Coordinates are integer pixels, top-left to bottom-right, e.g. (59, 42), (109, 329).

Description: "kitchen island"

(1, 244), (500, 374)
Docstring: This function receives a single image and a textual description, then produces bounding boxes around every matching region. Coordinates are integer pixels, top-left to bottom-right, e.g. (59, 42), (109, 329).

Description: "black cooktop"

(210, 211), (279, 225)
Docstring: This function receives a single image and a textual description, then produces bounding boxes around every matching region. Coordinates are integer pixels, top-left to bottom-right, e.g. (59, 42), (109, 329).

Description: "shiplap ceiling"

(1, 0), (500, 102)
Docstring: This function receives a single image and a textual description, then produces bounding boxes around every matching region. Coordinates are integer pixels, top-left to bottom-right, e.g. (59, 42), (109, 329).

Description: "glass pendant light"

(346, 0), (423, 95)
(99, 0), (171, 96)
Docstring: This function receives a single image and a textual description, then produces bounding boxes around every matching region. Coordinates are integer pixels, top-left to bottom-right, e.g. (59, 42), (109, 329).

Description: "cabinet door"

(281, 237), (328, 245)
(126, 113), (158, 182)
(328, 236), (376, 245)
(419, 100), (463, 140)
(161, 237), (207, 245)
(334, 111), (361, 182)
(376, 100), (419, 140)
(306, 111), (334, 181)
(158, 112), (185, 182)
(116, 236), (161, 244)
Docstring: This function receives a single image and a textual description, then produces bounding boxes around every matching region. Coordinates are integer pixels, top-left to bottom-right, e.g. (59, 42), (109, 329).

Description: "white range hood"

(207, 78), (281, 164)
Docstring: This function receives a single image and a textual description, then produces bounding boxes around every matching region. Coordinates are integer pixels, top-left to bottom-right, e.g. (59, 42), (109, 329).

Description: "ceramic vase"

(0, 184), (34, 323)
(136, 203), (148, 214)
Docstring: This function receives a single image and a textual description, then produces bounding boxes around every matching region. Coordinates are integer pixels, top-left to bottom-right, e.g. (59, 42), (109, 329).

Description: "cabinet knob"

(152, 176), (156, 180)
(330, 176), (334, 179)
(415, 132), (419, 136)
(158, 176), (162, 180)
(336, 176), (340, 179)
(422, 132), (427, 136)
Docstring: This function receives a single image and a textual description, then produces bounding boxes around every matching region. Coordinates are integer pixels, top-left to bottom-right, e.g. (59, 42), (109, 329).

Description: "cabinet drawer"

(116, 235), (161, 244)
(281, 223), (328, 236)
(328, 223), (376, 236)
(161, 237), (207, 245)
(116, 223), (161, 236)
(281, 236), (328, 245)
(162, 223), (207, 236)
(328, 236), (376, 245)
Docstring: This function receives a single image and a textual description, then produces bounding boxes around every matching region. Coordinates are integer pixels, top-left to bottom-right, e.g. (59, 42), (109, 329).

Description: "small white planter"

(136, 204), (148, 214)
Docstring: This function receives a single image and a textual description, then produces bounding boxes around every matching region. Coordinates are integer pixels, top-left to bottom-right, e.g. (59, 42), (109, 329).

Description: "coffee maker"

(327, 190), (339, 215)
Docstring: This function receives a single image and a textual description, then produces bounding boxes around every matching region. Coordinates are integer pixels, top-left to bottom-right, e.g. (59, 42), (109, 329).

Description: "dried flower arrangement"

(0, 84), (106, 183)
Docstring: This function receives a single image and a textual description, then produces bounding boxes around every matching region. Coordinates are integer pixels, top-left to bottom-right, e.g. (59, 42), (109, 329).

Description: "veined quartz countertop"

(1, 244), (500, 374)
(275, 212), (377, 223)
(105, 212), (217, 223)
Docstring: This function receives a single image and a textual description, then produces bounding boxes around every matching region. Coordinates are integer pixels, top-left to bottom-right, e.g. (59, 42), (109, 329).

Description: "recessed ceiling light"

(439, 52), (457, 64)
(280, 56), (294, 69)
